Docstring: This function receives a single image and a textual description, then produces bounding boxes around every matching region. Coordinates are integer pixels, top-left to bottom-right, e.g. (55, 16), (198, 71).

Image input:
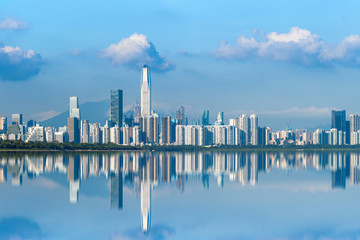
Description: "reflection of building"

(141, 181), (151, 233)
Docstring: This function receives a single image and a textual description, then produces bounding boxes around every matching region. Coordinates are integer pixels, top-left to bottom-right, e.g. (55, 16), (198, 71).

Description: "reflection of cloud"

(36, 178), (60, 189)
(0, 17), (28, 30)
(262, 182), (330, 193)
(102, 33), (175, 73)
(0, 217), (42, 240)
(110, 225), (175, 240)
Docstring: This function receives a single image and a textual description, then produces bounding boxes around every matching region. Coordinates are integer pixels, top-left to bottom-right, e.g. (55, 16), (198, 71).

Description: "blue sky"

(1, 0), (360, 129)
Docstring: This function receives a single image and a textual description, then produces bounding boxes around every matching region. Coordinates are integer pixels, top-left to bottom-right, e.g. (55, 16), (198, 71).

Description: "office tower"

(215, 112), (224, 125)
(161, 116), (172, 145)
(68, 117), (80, 143)
(82, 120), (90, 143)
(0, 116), (7, 132)
(250, 114), (259, 145)
(141, 65), (151, 116)
(110, 89), (123, 127)
(27, 120), (36, 128)
(202, 110), (210, 126)
(141, 181), (151, 233)
(176, 106), (186, 125)
(11, 114), (22, 125)
(239, 114), (250, 145)
(69, 96), (80, 119)
(110, 172), (123, 209)
(331, 110), (346, 132)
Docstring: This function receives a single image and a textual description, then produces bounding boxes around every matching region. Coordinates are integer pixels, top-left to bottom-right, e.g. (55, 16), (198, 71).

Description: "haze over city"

(1, 0), (360, 130)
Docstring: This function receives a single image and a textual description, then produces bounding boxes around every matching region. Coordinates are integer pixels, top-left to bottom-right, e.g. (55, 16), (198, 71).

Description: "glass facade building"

(110, 89), (123, 127)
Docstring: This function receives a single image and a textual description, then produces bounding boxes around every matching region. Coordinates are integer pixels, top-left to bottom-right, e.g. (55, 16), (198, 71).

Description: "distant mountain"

(40, 100), (110, 128)
(307, 124), (331, 132)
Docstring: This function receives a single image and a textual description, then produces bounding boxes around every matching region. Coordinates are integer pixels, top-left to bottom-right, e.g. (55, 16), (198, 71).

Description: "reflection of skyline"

(1, 151), (360, 233)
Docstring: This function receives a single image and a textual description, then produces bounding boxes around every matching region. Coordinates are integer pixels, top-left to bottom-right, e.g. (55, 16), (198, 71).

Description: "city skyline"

(2, 0), (360, 130)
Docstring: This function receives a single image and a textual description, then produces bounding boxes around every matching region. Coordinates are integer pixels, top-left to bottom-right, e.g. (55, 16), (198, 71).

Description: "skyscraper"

(202, 110), (210, 126)
(11, 114), (22, 125)
(0, 117), (7, 133)
(141, 65), (151, 116)
(350, 114), (360, 133)
(68, 117), (80, 143)
(215, 112), (224, 125)
(161, 116), (173, 145)
(176, 106), (186, 125)
(69, 97), (80, 119)
(110, 89), (123, 127)
(250, 114), (259, 145)
(331, 110), (346, 132)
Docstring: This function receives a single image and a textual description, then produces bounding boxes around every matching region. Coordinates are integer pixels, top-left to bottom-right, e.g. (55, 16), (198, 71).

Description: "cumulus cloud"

(0, 45), (43, 81)
(102, 33), (175, 72)
(214, 27), (360, 66)
(0, 17), (29, 30)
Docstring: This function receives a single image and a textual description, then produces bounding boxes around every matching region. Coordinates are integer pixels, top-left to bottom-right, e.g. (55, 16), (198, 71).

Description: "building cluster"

(1, 65), (360, 146)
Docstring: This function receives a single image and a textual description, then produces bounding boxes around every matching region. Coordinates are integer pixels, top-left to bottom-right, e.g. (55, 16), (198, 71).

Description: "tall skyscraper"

(141, 65), (151, 116)
(11, 114), (22, 125)
(250, 114), (259, 145)
(331, 110), (346, 132)
(69, 97), (80, 119)
(202, 110), (210, 126)
(161, 116), (173, 145)
(68, 117), (80, 143)
(110, 89), (123, 127)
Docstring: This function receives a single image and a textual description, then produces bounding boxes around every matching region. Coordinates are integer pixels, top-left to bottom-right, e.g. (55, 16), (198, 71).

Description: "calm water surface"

(0, 151), (360, 240)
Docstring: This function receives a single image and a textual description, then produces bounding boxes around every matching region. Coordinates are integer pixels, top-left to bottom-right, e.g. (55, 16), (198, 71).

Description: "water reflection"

(0, 151), (360, 234)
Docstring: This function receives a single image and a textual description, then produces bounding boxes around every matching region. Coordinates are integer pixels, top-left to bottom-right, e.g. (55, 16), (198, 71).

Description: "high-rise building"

(110, 89), (123, 127)
(27, 120), (36, 128)
(141, 65), (151, 116)
(161, 116), (173, 145)
(215, 112), (224, 125)
(202, 110), (210, 126)
(11, 114), (22, 125)
(250, 114), (258, 145)
(0, 117), (7, 133)
(176, 106), (186, 125)
(239, 114), (250, 145)
(82, 120), (90, 143)
(68, 117), (80, 143)
(69, 97), (80, 119)
(331, 110), (346, 132)
(350, 114), (360, 133)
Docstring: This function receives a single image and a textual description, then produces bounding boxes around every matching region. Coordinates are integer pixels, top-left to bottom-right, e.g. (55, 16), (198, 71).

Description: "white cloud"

(102, 33), (175, 72)
(0, 45), (43, 81)
(0, 17), (28, 30)
(214, 27), (360, 66)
